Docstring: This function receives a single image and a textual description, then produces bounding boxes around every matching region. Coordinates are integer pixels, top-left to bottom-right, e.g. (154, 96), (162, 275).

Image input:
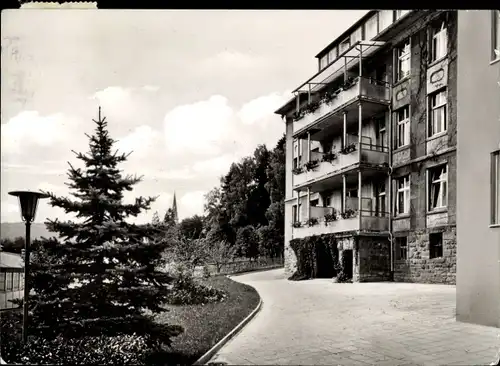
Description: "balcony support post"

(358, 102), (362, 162)
(343, 112), (347, 149)
(359, 44), (363, 77)
(342, 174), (346, 213)
(307, 132), (311, 163)
(344, 56), (347, 83)
(307, 187), (311, 221)
(358, 170), (362, 229)
(296, 191), (300, 223)
(295, 93), (300, 113)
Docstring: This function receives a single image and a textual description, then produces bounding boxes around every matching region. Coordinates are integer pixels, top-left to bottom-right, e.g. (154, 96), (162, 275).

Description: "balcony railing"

(292, 198), (389, 239)
(292, 76), (390, 136)
(293, 137), (389, 188)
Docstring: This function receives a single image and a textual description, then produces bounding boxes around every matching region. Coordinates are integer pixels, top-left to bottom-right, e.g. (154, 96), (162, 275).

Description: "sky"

(1, 9), (368, 224)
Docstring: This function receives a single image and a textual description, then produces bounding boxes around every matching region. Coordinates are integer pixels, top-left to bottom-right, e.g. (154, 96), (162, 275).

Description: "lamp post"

(8, 191), (49, 344)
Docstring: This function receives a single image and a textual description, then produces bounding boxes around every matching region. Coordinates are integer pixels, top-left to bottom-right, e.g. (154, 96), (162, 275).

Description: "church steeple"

(172, 191), (178, 224)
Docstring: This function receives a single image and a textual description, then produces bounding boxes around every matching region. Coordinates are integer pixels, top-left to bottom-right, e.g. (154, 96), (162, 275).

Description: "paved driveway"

(208, 269), (499, 366)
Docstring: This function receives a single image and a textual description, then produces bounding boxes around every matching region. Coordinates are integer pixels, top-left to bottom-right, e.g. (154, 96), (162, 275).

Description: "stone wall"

(355, 237), (392, 282)
(394, 226), (456, 284)
(284, 241), (297, 276)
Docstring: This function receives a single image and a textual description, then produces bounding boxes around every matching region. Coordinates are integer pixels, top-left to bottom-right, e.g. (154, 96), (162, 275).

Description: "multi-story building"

(275, 10), (458, 284)
(456, 10), (500, 328)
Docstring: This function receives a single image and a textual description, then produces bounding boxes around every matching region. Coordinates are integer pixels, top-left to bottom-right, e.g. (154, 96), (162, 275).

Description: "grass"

(154, 275), (260, 365)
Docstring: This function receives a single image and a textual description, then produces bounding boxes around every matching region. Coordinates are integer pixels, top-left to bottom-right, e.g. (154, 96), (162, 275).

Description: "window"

(376, 116), (387, 149)
(396, 175), (410, 215)
(328, 47), (337, 64)
(292, 205), (298, 223)
(339, 37), (350, 54)
(396, 40), (411, 81)
(429, 89), (447, 137)
(428, 164), (448, 211)
(364, 14), (378, 40)
(379, 10), (393, 32)
(12, 273), (19, 290)
(492, 10), (500, 61)
(347, 188), (358, 198)
(492, 150), (500, 225)
(310, 199), (319, 207)
(429, 232), (443, 259)
(395, 237), (408, 260)
(320, 55), (328, 70)
(350, 27), (362, 45)
(6, 273), (13, 291)
(431, 21), (448, 62)
(395, 10), (410, 20)
(375, 181), (386, 217)
(396, 106), (410, 148)
(0, 273), (5, 291)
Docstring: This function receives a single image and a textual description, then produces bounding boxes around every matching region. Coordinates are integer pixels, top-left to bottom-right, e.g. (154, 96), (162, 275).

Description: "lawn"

(154, 275), (260, 365)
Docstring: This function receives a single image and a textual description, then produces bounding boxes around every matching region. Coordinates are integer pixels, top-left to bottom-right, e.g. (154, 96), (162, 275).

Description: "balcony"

(292, 197), (389, 239)
(292, 76), (390, 137)
(293, 137), (389, 190)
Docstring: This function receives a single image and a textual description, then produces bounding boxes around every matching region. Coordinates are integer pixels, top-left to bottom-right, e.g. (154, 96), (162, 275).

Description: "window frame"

(339, 37), (350, 55)
(375, 180), (386, 217)
(364, 13), (379, 40)
(429, 232), (443, 259)
(396, 106), (410, 148)
(428, 88), (448, 137)
(492, 10), (500, 62)
(6, 272), (13, 291)
(430, 21), (448, 63)
(379, 10), (394, 32)
(491, 150), (500, 226)
(396, 175), (411, 216)
(320, 55), (329, 70)
(0, 273), (5, 291)
(396, 40), (411, 81)
(395, 236), (408, 261)
(395, 10), (411, 20)
(428, 164), (448, 212)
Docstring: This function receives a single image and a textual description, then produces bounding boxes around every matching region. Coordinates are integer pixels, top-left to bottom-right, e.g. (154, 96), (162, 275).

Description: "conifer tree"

(152, 211), (161, 226)
(29, 108), (182, 346)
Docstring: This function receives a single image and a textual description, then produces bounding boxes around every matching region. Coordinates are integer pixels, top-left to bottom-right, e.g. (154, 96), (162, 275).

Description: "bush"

(1, 311), (150, 365)
(166, 268), (226, 305)
(335, 254), (352, 283)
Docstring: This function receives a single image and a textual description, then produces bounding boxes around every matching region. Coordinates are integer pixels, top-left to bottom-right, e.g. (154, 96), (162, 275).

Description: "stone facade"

(394, 227), (456, 284)
(355, 237), (392, 282)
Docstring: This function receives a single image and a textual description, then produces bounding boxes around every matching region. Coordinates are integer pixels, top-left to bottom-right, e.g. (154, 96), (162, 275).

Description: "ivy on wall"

(288, 234), (340, 281)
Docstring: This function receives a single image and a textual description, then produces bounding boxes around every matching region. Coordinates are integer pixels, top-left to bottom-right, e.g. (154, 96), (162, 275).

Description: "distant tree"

(205, 237), (236, 274)
(163, 208), (177, 229)
(236, 225), (259, 260)
(0, 236), (25, 254)
(178, 215), (204, 240)
(152, 211), (161, 226)
(28, 108), (182, 347)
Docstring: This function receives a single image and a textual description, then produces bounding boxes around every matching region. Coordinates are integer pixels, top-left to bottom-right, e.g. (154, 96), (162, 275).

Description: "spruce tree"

(29, 108), (182, 346)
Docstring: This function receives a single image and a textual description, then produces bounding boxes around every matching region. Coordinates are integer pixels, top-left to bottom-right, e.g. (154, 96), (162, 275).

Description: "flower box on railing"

(339, 143), (356, 155)
(321, 152), (338, 163)
(304, 160), (319, 171)
(340, 208), (357, 219)
(292, 221), (302, 228)
(292, 166), (304, 175)
(306, 217), (319, 227)
(324, 210), (338, 224)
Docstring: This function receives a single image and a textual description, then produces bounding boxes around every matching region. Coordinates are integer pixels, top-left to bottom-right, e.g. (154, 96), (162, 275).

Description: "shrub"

(341, 208), (357, 219)
(306, 217), (319, 227)
(166, 270), (226, 305)
(1, 311), (150, 365)
(324, 210), (338, 224)
(335, 254), (352, 283)
(304, 160), (319, 171)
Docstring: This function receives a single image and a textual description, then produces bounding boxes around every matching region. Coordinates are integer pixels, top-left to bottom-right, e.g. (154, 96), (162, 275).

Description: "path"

(208, 269), (499, 366)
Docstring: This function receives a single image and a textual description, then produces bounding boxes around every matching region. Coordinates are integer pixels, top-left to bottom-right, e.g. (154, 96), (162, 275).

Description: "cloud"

(142, 85), (160, 92)
(163, 95), (235, 155)
(238, 91), (291, 125)
(179, 191), (206, 219)
(200, 51), (268, 71)
(115, 125), (159, 158)
(1, 202), (20, 222)
(1, 111), (79, 154)
(192, 154), (237, 176)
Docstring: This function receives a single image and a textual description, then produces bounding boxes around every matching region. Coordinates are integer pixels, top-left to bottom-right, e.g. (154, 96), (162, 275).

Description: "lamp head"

(8, 191), (49, 223)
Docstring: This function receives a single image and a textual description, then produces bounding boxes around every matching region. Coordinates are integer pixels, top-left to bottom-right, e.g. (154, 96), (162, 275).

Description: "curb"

(193, 295), (263, 365)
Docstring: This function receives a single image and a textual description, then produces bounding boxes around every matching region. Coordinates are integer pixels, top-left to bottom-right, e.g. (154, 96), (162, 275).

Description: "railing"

(292, 76), (390, 136)
(310, 206), (334, 219)
(293, 137), (389, 188)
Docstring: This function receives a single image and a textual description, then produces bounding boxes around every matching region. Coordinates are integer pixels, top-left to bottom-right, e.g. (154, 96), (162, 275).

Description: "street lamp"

(8, 191), (49, 344)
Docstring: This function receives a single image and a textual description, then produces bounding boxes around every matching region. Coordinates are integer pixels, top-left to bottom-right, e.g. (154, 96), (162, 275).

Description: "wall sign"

(427, 58), (449, 94)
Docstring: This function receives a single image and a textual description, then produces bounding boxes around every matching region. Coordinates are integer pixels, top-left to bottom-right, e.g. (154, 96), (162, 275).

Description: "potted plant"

(293, 109), (305, 121)
(304, 160), (319, 171)
(339, 143), (356, 155)
(321, 152), (337, 163)
(324, 210), (338, 224)
(292, 166), (304, 175)
(292, 221), (302, 228)
(340, 208), (357, 219)
(306, 217), (319, 227)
